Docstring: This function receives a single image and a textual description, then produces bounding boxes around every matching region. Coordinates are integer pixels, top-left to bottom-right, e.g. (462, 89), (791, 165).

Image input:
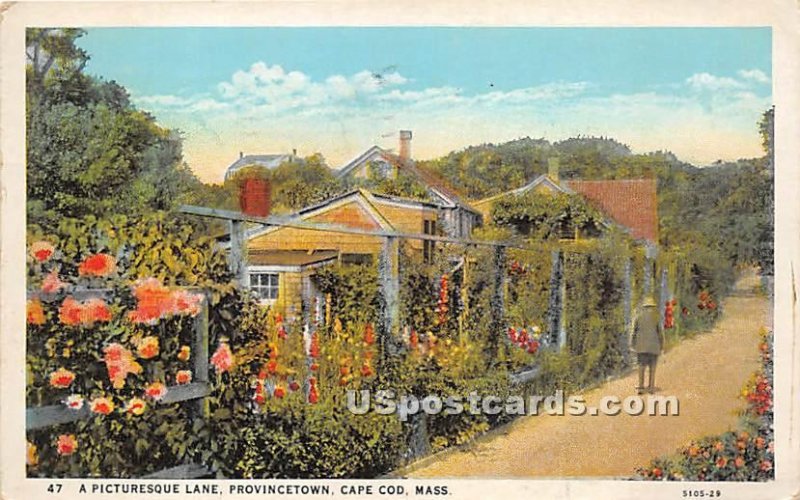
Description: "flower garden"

(634, 327), (774, 481)
(25, 214), (738, 478)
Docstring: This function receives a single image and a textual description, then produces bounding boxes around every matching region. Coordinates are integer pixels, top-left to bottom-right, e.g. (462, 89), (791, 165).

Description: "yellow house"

(239, 189), (440, 320)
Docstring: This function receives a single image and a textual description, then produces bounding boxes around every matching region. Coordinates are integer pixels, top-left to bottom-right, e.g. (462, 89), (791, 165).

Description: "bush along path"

(404, 271), (770, 478)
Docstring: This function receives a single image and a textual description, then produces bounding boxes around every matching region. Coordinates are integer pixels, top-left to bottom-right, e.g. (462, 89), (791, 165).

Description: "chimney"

(239, 151), (244, 159)
(292, 148), (297, 157)
(547, 157), (560, 182)
(399, 130), (412, 161)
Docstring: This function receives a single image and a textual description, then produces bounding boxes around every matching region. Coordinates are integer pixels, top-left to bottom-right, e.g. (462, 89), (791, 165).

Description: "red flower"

(175, 370), (192, 385)
(309, 362), (319, 372)
(527, 339), (540, 354)
(273, 385), (286, 398)
(210, 341), (234, 373)
(309, 333), (320, 358)
(144, 382), (167, 401)
(78, 253), (116, 277)
(364, 323), (375, 345)
(89, 397), (115, 415)
(308, 384), (319, 404)
(734, 456), (745, 468)
(289, 380), (300, 392)
(760, 460), (772, 471)
(103, 343), (142, 389)
(31, 241), (55, 262)
(27, 299), (45, 325)
(56, 434), (77, 456)
(652, 467), (662, 478)
(266, 359), (278, 375)
(128, 278), (173, 324)
(49, 368), (75, 389)
(84, 298), (112, 323)
(360, 361), (374, 377)
(42, 270), (67, 294)
(277, 324), (287, 340)
(253, 387), (266, 405)
(715, 457), (727, 468)
(409, 329), (419, 349)
(59, 297), (83, 326)
(172, 289), (203, 316)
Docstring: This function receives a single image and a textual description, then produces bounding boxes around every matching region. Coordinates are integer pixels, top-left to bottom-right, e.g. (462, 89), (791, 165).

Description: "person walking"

(632, 296), (665, 394)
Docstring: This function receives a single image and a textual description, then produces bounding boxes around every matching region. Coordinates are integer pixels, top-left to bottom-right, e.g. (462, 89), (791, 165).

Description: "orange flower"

(266, 359), (278, 375)
(687, 445), (699, 457)
(84, 298), (112, 323)
(177, 345), (191, 362)
(89, 397), (115, 415)
(136, 336), (160, 359)
(56, 434), (77, 456)
(210, 341), (234, 373)
(308, 384), (319, 404)
(125, 397), (146, 416)
(41, 270), (66, 294)
(273, 385), (286, 398)
(49, 368), (75, 389)
(78, 253), (116, 277)
(715, 457), (727, 468)
(128, 278), (173, 324)
(713, 441), (724, 452)
(309, 362), (319, 372)
(734, 456), (745, 468)
(31, 241), (55, 262)
(103, 343), (142, 389)
(755, 437), (766, 449)
(364, 323), (375, 345)
(58, 297), (83, 326)
(175, 370), (192, 385)
(360, 361), (374, 377)
(309, 333), (320, 358)
(27, 299), (45, 325)
(144, 382), (168, 401)
(27, 441), (38, 467)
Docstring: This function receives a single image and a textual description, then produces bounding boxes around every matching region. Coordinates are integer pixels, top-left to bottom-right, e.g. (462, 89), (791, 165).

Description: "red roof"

(565, 179), (658, 243)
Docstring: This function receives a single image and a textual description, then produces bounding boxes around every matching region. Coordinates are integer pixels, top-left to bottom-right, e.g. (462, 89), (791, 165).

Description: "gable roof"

(564, 179), (658, 243)
(225, 153), (302, 180)
(335, 146), (391, 179)
(473, 174), (572, 209)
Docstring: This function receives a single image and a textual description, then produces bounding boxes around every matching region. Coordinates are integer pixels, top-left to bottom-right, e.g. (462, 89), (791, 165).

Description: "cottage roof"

(564, 179), (659, 243)
(224, 153), (302, 180)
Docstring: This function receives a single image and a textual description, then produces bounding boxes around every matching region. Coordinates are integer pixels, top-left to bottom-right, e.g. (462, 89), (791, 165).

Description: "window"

(423, 219), (436, 262)
(341, 253), (373, 265)
(249, 272), (279, 300)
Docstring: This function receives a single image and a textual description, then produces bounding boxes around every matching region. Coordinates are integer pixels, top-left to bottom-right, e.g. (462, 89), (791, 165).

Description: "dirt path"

(405, 271), (770, 478)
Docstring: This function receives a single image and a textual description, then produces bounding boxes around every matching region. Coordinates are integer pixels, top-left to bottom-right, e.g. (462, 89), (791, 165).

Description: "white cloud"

(738, 68), (771, 84)
(686, 72), (745, 91)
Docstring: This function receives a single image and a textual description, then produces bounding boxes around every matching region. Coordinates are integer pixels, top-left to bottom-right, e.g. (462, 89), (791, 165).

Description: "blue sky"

(79, 28), (772, 183)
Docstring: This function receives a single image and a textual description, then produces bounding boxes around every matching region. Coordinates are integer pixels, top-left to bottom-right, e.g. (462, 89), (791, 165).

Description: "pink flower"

(56, 434), (77, 456)
(210, 341), (234, 373)
(31, 241), (54, 262)
(144, 382), (168, 401)
(63, 394), (84, 410)
(41, 270), (66, 294)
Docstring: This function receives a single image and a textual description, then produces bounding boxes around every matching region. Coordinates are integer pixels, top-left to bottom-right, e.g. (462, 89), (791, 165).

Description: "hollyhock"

(409, 329), (419, 349)
(89, 397), (115, 415)
(277, 323), (287, 340)
(309, 333), (320, 358)
(41, 270), (67, 294)
(177, 345), (191, 362)
(49, 368), (75, 389)
(210, 341), (234, 373)
(56, 434), (77, 456)
(144, 382), (168, 401)
(308, 383), (319, 404)
(363, 323), (375, 345)
(136, 336), (160, 359)
(64, 394), (84, 410)
(253, 383), (266, 405)
(266, 360), (278, 375)
(175, 370), (192, 385)
(78, 253), (115, 277)
(173, 289), (203, 316)
(103, 343), (142, 389)
(126, 397), (146, 415)
(27, 441), (38, 467)
(31, 241), (55, 262)
(309, 362), (319, 372)
(84, 298), (112, 323)
(27, 299), (45, 325)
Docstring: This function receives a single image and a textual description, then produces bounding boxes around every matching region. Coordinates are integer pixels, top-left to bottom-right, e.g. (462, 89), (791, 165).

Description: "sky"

(79, 28), (772, 183)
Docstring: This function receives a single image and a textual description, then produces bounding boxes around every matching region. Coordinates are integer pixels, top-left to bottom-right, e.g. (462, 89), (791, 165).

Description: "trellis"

(25, 287), (212, 479)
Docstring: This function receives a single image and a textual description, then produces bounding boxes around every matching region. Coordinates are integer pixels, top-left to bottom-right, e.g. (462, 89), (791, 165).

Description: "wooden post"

(379, 236), (400, 358)
(228, 220), (247, 287)
(547, 250), (564, 348)
(622, 257), (633, 365)
(487, 245), (506, 363)
(192, 294), (210, 418)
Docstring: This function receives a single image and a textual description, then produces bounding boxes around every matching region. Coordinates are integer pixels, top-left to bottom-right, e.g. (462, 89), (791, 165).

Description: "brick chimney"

(399, 130), (412, 161)
(547, 157), (560, 182)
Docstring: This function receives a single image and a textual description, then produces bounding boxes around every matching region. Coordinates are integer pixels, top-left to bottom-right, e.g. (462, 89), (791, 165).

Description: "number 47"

(47, 484), (62, 493)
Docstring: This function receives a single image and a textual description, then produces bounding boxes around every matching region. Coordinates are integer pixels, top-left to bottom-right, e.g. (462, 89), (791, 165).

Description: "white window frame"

(248, 270), (280, 303)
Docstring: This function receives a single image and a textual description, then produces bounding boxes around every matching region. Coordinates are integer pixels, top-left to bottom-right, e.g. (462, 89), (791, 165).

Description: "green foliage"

(312, 264), (380, 328)
(492, 191), (605, 240)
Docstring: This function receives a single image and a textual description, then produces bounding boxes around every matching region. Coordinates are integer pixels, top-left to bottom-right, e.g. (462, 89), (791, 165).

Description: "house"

(231, 188), (442, 318)
(336, 130), (483, 239)
(473, 158), (659, 248)
(224, 150), (303, 181)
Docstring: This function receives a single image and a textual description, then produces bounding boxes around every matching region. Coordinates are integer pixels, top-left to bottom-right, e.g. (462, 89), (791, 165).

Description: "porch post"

(379, 236), (400, 358)
(228, 220), (247, 287)
(487, 245), (506, 363)
(622, 257), (633, 366)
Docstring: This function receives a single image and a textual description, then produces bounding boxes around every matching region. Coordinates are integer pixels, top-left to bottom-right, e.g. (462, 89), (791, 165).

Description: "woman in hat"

(632, 296), (665, 394)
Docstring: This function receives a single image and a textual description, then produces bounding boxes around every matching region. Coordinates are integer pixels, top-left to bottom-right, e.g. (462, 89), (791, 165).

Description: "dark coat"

(632, 306), (663, 354)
